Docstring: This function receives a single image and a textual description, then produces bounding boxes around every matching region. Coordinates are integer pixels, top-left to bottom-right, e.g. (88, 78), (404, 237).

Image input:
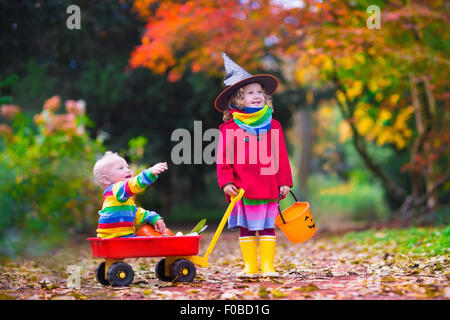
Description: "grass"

(340, 225), (450, 256)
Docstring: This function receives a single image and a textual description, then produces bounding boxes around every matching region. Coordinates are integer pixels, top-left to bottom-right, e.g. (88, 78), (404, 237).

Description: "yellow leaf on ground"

(258, 286), (269, 298)
(271, 289), (288, 298)
(295, 283), (319, 292)
(188, 289), (200, 294)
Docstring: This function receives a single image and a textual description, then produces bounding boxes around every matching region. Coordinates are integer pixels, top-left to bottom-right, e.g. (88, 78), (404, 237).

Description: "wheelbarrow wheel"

(170, 259), (196, 282)
(107, 262), (134, 287)
(155, 259), (173, 282)
(95, 262), (110, 286)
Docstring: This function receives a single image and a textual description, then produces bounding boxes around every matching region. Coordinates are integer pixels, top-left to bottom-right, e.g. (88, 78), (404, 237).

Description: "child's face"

(103, 156), (133, 185)
(242, 83), (265, 107)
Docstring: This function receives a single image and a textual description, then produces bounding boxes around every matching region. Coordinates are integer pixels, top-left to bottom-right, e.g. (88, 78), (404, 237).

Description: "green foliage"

(170, 203), (223, 224)
(10, 60), (59, 111)
(127, 135), (148, 164)
(189, 219), (207, 234)
(0, 100), (105, 257)
(341, 226), (450, 256)
(307, 173), (390, 222)
(0, 75), (18, 105)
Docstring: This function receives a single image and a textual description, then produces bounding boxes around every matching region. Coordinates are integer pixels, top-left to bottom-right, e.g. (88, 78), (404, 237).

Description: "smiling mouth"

(125, 174), (132, 179)
(305, 216), (315, 229)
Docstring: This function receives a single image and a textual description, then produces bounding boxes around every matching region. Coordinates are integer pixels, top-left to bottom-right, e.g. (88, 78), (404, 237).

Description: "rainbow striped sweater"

(96, 169), (161, 238)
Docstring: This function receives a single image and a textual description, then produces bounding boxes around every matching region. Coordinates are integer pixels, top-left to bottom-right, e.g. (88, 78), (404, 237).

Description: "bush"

(0, 96), (105, 257)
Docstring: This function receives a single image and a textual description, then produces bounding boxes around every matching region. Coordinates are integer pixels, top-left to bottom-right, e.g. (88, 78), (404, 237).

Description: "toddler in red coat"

(216, 53), (293, 277)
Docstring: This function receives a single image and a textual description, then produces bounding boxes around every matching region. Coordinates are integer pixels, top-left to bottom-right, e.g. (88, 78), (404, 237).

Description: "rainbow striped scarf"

(231, 104), (272, 135)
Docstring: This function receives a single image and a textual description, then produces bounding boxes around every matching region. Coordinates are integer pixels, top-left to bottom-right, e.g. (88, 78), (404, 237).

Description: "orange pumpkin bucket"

(275, 191), (316, 244)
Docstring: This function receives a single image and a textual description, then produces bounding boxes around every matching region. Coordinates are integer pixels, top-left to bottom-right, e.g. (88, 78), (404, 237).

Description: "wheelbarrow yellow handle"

(202, 188), (245, 261)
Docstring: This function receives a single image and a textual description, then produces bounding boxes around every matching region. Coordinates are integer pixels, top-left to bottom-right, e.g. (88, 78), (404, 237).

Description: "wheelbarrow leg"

(162, 256), (196, 282)
(104, 258), (123, 280)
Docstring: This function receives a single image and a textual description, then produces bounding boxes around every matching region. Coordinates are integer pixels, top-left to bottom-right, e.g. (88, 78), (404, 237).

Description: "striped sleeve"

(145, 210), (161, 225)
(135, 208), (161, 228)
(113, 169), (158, 202)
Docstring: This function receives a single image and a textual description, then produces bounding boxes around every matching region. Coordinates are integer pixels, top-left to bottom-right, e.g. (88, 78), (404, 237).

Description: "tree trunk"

(422, 76), (438, 209)
(408, 75), (439, 212)
(293, 106), (313, 199)
(334, 98), (407, 203)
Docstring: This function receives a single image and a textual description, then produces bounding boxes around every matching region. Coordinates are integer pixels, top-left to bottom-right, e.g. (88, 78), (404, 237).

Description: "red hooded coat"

(216, 119), (293, 199)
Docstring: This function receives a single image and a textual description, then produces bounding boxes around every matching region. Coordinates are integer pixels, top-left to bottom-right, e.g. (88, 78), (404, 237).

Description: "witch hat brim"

(214, 74), (279, 112)
(214, 53), (279, 112)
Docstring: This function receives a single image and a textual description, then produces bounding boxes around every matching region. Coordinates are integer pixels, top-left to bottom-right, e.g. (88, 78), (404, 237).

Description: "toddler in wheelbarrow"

(89, 151), (245, 287)
(90, 151), (171, 286)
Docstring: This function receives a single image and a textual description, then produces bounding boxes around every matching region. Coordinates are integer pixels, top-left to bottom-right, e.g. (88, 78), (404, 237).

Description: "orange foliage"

(33, 96), (86, 136)
(43, 95), (61, 112)
(129, 0), (293, 78)
(0, 104), (21, 120)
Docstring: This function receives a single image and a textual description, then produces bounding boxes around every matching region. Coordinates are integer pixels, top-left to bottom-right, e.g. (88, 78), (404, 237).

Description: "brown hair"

(222, 84), (273, 121)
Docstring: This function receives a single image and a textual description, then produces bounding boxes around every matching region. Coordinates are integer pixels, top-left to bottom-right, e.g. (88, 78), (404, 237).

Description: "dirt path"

(0, 230), (448, 300)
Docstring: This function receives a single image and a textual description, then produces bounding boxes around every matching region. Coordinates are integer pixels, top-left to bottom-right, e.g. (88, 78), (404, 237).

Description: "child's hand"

(154, 219), (166, 233)
(279, 185), (291, 198)
(223, 183), (239, 197)
(150, 162), (168, 175)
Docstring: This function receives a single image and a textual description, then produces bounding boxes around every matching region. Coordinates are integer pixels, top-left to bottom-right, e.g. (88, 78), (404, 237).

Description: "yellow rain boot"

(237, 236), (259, 278)
(259, 235), (280, 277)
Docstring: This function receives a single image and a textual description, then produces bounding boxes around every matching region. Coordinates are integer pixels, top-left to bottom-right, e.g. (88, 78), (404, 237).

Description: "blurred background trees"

(0, 0), (448, 256)
(128, 0), (449, 223)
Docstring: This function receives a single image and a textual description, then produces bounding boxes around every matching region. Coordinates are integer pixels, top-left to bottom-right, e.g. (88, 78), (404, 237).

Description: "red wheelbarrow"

(88, 189), (245, 286)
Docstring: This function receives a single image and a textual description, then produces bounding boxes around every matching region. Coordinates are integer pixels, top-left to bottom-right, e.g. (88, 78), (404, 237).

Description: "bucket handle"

(277, 190), (299, 225)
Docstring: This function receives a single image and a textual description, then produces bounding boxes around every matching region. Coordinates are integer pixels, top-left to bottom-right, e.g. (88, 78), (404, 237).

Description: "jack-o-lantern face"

(304, 213), (316, 229)
(275, 202), (316, 244)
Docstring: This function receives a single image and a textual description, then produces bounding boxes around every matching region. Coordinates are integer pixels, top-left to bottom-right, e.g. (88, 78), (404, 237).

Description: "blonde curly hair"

(222, 84), (273, 121)
(93, 151), (121, 188)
